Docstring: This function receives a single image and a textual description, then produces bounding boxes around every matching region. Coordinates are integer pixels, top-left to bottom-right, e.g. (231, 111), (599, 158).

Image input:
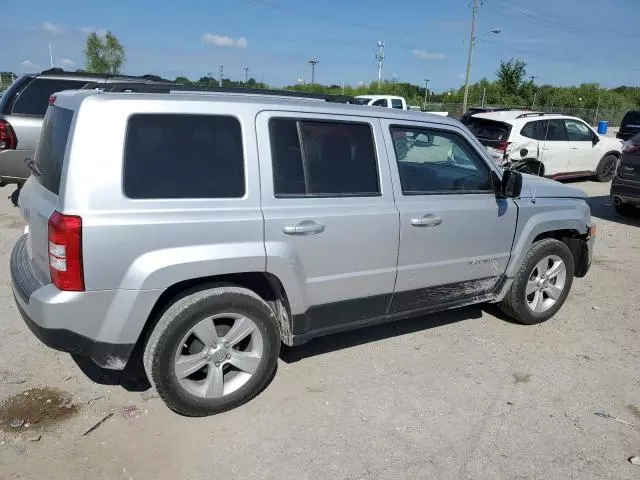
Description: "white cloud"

(60, 58), (76, 68)
(21, 60), (40, 71)
(79, 27), (108, 37)
(412, 49), (445, 61)
(202, 33), (248, 48)
(43, 22), (63, 35)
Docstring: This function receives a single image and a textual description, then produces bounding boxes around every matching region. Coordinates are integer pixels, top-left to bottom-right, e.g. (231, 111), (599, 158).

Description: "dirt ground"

(0, 181), (638, 480)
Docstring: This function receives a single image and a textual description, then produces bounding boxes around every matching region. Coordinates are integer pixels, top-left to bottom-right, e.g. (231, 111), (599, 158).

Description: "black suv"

(611, 132), (640, 217)
(617, 110), (640, 142)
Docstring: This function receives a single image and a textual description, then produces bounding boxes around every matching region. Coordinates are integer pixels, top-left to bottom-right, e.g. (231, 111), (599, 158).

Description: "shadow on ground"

(280, 305), (484, 363)
(586, 195), (640, 227)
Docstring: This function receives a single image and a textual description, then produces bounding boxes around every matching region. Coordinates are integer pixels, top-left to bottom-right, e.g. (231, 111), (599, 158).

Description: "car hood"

(519, 174), (587, 199)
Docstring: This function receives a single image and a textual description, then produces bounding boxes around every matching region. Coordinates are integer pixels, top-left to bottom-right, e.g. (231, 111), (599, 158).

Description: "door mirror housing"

(592, 134), (600, 146)
(501, 170), (523, 198)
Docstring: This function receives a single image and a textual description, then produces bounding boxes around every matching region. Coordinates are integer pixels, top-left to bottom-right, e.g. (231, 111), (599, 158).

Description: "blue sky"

(2, 0), (638, 90)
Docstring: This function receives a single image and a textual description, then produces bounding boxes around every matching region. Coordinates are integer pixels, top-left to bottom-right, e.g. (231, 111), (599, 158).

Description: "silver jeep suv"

(11, 87), (595, 416)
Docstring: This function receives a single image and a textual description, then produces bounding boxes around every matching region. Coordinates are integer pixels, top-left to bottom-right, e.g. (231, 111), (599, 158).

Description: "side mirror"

(592, 135), (600, 146)
(501, 170), (523, 198)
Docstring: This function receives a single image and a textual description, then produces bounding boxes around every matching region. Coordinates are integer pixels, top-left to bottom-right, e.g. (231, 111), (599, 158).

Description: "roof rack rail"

(38, 68), (173, 82)
(80, 82), (356, 103)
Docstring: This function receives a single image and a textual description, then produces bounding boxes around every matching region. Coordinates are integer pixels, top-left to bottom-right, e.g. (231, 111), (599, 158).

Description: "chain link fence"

(424, 102), (626, 127)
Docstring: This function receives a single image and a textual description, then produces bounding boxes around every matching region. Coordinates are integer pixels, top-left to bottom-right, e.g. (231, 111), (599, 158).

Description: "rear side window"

(35, 106), (74, 194)
(269, 118), (380, 197)
(372, 99), (388, 107)
(11, 78), (87, 116)
(124, 114), (244, 199)
(621, 111), (640, 129)
(391, 99), (403, 109)
(545, 119), (568, 141)
(520, 120), (548, 140)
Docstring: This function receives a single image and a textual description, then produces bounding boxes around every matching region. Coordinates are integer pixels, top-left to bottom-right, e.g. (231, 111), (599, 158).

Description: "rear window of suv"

(123, 114), (245, 199)
(11, 78), (87, 116)
(463, 118), (511, 146)
(621, 111), (640, 130)
(35, 106), (74, 194)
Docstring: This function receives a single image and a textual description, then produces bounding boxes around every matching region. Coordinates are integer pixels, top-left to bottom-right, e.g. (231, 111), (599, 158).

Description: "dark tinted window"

(390, 126), (492, 194)
(545, 119), (568, 141)
(35, 106), (74, 194)
(269, 118), (380, 197)
(621, 111), (640, 129)
(372, 99), (388, 107)
(11, 78), (87, 116)
(354, 97), (371, 105)
(520, 120), (548, 140)
(464, 118), (510, 142)
(565, 120), (594, 142)
(391, 99), (403, 109)
(124, 114), (244, 199)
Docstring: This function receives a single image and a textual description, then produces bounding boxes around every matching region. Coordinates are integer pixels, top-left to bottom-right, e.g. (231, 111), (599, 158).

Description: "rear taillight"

(0, 119), (17, 150)
(622, 142), (640, 154)
(48, 211), (84, 291)
(496, 140), (509, 152)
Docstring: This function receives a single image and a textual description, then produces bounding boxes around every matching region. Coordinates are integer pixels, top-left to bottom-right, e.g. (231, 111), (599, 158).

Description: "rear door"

(257, 112), (399, 335)
(381, 119), (517, 313)
(19, 105), (75, 283)
(540, 119), (571, 176)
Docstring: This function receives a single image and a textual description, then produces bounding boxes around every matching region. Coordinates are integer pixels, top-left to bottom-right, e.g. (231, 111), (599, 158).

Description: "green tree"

(84, 31), (125, 74)
(496, 58), (527, 95)
(174, 76), (191, 84)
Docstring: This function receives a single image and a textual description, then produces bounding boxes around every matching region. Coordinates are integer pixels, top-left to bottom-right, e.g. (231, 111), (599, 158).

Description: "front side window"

(391, 99), (403, 109)
(372, 99), (388, 107)
(269, 118), (380, 197)
(564, 119), (594, 142)
(124, 114), (244, 199)
(390, 126), (492, 194)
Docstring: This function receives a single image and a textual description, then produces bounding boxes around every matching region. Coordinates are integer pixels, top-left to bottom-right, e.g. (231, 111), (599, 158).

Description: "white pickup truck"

(355, 95), (448, 116)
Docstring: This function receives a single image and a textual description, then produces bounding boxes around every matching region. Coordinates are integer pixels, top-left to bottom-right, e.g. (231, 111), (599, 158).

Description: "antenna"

(375, 41), (385, 86)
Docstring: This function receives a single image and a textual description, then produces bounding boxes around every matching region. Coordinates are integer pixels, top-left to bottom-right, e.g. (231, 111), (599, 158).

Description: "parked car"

(460, 107), (529, 123)
(463, 110), (623, 181)
(11, 86), (594, 416)
(617, 110), (640, 142)
(355, 94), (407, 109)
(611, 132), (640, 216)
(0, 68), (171, 205)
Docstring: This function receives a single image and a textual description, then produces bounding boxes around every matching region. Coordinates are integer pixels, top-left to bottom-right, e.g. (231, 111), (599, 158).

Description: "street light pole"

(309, 59), (319, 85)
(462, 0), (479, 114)
(423, 79), (429, 109)
(244, 67), (249, 84)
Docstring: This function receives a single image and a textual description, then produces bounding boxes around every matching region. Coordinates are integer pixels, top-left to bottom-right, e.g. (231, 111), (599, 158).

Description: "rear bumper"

(9, 235), (155, 370)
(611, 176), (640, 205)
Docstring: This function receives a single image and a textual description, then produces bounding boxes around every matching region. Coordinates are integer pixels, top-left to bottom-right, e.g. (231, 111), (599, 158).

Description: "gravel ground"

(0, 181), (638, 480)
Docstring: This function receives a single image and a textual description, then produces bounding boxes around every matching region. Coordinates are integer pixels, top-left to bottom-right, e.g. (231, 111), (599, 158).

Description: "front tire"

(143, 285), (281, 416)
(499, 239), (575, 325)
(595, 154), (618, 182)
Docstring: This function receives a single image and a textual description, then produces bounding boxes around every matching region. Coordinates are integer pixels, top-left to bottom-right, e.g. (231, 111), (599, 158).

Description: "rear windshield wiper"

(24, 158), (42, 176)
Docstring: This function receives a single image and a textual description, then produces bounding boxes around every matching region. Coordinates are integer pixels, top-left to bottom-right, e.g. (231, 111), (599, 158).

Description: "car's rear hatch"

(462, 117), (512, 162)
(620, 111), (640, 139)
(618, 133), (640, 183)
(19, 105), (75, 284)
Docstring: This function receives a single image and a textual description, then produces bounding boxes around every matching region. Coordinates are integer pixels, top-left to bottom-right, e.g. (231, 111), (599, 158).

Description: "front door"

(564, 119), (599, 173)
(540, 119), (571, 176)
(257, 112), (399, 335)
(381, 120), (518, 314)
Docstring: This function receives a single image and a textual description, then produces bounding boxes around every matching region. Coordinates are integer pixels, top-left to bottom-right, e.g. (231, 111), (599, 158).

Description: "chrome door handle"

(283, 220), (325, 235)
(410, 214), (443, 227)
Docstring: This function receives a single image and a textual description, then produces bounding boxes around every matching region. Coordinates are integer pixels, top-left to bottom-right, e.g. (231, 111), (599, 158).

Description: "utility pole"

(375, 41), (385, 86)
(423, 79), (429, 109)
(462, 0), (479, 114)
(481, 88), (486, 107)
(207, 72), (213, 88)
(49, 40), (54, 68)
(244, 67), (249, 84)
(532, 92), (537, 109)
(308, 59), (318, 85)
(218, 64), (223, 87)
(341, 80), (345, 95)
(593, 96), (601, 126)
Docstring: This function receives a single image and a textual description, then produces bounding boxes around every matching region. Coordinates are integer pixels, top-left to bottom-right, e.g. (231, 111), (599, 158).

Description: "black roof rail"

(515, 112), (554, 119)
(81, 82), (356, 103)
(38, 68), (173, 83)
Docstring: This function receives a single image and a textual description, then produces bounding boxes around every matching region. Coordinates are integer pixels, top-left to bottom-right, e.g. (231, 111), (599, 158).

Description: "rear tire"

(595, 154), (618, 182)
(143, 284), (280, 416)
(499, 239), (574, 325)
